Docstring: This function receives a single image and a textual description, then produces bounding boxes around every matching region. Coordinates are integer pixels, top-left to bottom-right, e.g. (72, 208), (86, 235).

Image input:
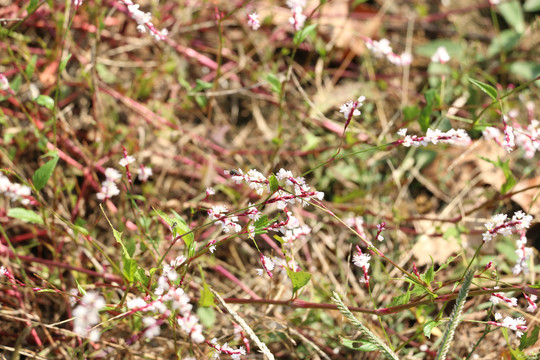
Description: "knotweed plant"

(1, 0), (539, 359)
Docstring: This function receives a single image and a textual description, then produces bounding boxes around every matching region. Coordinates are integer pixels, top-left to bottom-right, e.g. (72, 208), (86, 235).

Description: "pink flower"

(431, 46), (450, 64)
(247, 12), (261, 30)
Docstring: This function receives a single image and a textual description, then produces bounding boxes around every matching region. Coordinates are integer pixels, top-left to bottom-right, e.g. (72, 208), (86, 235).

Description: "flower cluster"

(482, 211), (533, 242)
(72, 291), (106, 341)
(524, 293), (538, 313)
(97, 168), (122, 201)
(364, 38), (412, 66)
(247, 12), (260, 30)
(0, 73), (14, 94)
(345, 216), (368, 240)
(339, 96), (365, 121)
(0, 174), (32, 205)
(430, 46), (450, 64)
(489, 289), (518, 307)
(286, 0), (307, 31)
(208, 338), (246, 360)
(490, 313), (527, 338)
(396, 128), (471, 147)
(226, 169), (269, 196)
(483, 112), (539, 157)
(207, 205), (242, 234)
(119, 0), (168, 41)
(513, 231), (533, 275)
(256, 255), (300, 278)
(127, 258), (204, 343)
(352, 245), (371, 287)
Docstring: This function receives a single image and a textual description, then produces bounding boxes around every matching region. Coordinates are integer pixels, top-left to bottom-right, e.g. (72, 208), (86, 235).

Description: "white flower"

(137, 166), (153, 181)
(96, 180), (120, 200)
(339, 96), (365, 119)
(119, 155), (135, 167)
(365, 38), (393, 58)
(142, 317), (160, 339)
(353, 253), (371, 269)
(127, 297), (147, 310)
(104, 168), (122, 182)
(289, 6), (306, 31)
(431, 46), (450, 64)
(72, 291), (106, 340)
(247, 12), (260, 30)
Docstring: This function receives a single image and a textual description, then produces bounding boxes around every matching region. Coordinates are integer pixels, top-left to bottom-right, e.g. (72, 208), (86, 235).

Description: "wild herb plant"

(0, 0), (539, 359)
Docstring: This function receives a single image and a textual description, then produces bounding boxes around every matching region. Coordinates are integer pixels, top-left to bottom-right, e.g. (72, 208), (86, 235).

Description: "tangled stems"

(219, 284), (536, 316)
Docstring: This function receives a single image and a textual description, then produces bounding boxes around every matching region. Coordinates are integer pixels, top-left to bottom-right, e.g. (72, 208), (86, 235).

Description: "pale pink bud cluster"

(208, 338), (246, 359)
(0, 266), (8, 278)
(257, 255), (300, 277)
(365, 38), (412, 66)
(72, 291), (106, 341)
(275, 168), (324, 206)
(0, 174), (32, 205)
(396, 128), (471, 147)
(119, 0), (168, 41)
(286, 0), (307, 31)
(376, 222), (386, 242)
(482, 211), (532, 242)
(430, 46), (450, 64)
(490, 313), (527, 338)
(247, 12), (260, 30)
(72, 0), (83, 8)
(97, 168), (122, 201)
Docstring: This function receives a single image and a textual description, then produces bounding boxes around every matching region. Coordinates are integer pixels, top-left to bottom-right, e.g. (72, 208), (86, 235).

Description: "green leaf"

(524, 0), (540, 11)
(199, 283), (215, 307)
(194, 79), (213, 91)
(419, 89), (438, 132)
(171, 210), (194, 247)
(27, 0), (39, 13)
(122, 255), (137, 282)
(468, 78), (498, 101)
(35, 95), (55, 110)
(487, 30), (521, 57)
(509, 61), (540, 84)
(197, 306), (216, 327)
(286, 270), (311, 294)
(497, 0), (525, 33)
(32, 154), (59, 191)
(423, 262), (435, 285)
(25, 55), (38, 79)
(341, 338), (379, 351)
(293, 23), (317, 46)
(269, 174), (279, 193)
(424, 320), (441, 339)
(135, 268), (149, 287)
(59, 54), (72, 73)
(403, 106), (420, 122)
(390, 291), (411, 306)
(500, 160), (516, 195)
(8, 208), (43, 225)
(436, 255), (460, 273)
(520, 325), (540, 350)
(254, 214), (269, 230)
(266, 73), (282, 95)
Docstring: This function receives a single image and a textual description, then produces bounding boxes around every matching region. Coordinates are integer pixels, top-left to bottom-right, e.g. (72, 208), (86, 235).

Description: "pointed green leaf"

(32, 155), (59, 191)
(199, 283), (215, 307)
(424, 320), (441, 339)
(59, 54), (72, 73)
(293, 23), (317, 46)
(519, 325), (539, 350)
(25, 55), (37, 79)
(497, 0), (525, 33)
(286, 270), (311, 294)
(122, 255), (137, 282)
(35, 95), (55, 110)
(8, 208), (43, 225)
(269, 174), (279, 193)
(469, 78), (498, 100)
(266, 73), (282, 95)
